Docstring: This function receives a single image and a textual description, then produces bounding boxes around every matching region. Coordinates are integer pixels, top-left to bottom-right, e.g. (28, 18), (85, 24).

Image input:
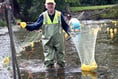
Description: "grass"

(70, 5), (114, 12)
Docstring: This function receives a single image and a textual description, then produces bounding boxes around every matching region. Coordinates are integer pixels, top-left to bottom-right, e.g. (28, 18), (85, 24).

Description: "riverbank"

(70, 4), (118, 20)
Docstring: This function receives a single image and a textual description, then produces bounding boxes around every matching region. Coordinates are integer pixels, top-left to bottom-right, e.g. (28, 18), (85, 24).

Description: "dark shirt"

(26, 11), (69, 33)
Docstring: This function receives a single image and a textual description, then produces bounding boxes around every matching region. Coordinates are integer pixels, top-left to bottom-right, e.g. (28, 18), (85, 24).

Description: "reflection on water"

(95, 21), (118, 79)
(21, 68), (65, 79)
(82, 71), (97, 79)
(46, 68), (65, 79)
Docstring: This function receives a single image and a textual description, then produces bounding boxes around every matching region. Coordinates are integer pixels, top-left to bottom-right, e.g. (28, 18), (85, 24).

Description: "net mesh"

(13, 28), (42, 53)
(70, 22), (99, 71)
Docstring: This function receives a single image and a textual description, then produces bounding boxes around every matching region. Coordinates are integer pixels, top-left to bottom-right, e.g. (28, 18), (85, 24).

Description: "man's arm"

(61, 14), (70, 33)
(26, 14), (43, 31)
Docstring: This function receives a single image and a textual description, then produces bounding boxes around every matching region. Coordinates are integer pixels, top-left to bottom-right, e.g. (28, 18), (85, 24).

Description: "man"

(67, 14), (81, 32)
(20, 0), (70, 68)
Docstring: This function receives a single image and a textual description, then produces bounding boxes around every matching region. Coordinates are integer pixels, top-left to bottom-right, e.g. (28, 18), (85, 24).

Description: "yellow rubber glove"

(17, 22), (27, 28)
(65, 32), (71, 40)
(20, 22), (27, 28)
(65, 33), (69, 38)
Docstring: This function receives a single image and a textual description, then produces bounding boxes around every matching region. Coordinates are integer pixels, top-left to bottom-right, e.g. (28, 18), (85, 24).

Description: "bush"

(0, 20), (7, 27)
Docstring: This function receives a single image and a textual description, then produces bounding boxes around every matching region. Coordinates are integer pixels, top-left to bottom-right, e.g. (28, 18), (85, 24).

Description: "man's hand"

(65, 32), (71, 40)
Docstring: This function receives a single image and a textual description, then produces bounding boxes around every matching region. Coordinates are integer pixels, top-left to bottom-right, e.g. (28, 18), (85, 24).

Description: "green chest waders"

(42, 10), (65, 67)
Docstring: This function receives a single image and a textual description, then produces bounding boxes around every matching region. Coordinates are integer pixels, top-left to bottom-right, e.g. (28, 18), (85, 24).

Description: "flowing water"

(0, 20), (118, 79)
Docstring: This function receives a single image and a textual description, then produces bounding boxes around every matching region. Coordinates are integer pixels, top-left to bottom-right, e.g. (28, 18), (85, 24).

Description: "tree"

(17, 0), (66, 21)
(55, 0), (66, 11)
(28, 0), (45, 21)
(65, 0), (80, 13)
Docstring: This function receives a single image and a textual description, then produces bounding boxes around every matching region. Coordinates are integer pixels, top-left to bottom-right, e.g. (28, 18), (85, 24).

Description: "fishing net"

(13, 28), (42, 53)
(70, 21), (99, 71)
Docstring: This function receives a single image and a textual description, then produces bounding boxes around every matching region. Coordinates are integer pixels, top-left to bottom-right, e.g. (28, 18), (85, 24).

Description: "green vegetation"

(70, 5), (114, 12)
(0, 20), (7, 27)
(0, 0), (118, 22)
(13, 0), (117, 21)
(70, 5), (118, 19)
(100, 6), (118, 19)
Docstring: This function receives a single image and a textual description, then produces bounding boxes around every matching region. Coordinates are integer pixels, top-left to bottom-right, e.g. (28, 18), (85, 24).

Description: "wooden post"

(4, 1), (21, 79)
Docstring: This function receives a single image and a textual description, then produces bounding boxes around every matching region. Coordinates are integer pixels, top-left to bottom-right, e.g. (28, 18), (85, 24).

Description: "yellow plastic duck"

(81, 62), (97, 71)
(3, 57), (10, 65)
(81, 64), (91, 71)
(82, 71), (97, 79)
(90, 62), (98, 71)
(114, 28), (117, 34)
(30, 42), (34, 48)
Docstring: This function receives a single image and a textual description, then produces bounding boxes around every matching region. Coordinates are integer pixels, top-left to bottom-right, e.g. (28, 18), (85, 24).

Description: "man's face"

(45, 3), (55, 11)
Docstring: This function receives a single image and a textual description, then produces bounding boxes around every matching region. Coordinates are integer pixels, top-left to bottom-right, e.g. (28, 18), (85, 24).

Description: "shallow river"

(0, 20), (118, 79)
